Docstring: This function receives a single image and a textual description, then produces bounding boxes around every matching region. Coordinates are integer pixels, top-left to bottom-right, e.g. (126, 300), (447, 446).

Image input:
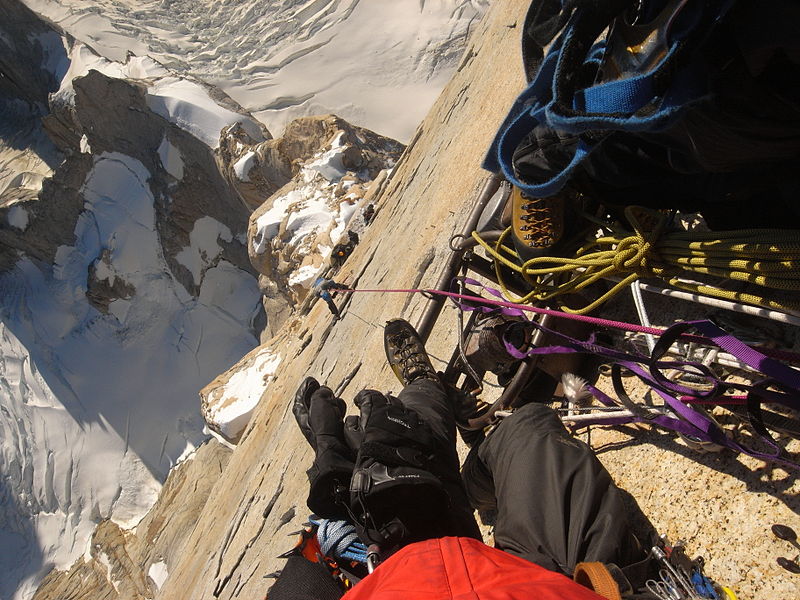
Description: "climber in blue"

(313, 277), (349, 319)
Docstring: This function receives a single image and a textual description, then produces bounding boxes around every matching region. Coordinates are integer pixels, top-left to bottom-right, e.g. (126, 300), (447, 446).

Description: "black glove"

(344, 390), (451, 549)
(292, 377), (355, 519)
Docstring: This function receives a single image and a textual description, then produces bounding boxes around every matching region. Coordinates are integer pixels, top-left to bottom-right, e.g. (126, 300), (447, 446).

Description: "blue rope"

(312, 518), (368, 564)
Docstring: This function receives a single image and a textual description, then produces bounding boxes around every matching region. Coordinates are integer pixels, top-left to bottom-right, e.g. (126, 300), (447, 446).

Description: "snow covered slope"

(0, 15), (263, 599)
(0, 150), (262, 599)
(21, 0), (490, 142)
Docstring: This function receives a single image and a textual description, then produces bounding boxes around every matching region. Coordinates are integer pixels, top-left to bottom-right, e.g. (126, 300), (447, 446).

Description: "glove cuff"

(307, 467), (352, 519)
(306, 446), (355, 519)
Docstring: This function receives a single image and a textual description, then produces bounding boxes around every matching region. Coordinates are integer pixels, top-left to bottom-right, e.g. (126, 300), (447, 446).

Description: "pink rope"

(342, 287), (800, 364)
(680, 395), (748, 406)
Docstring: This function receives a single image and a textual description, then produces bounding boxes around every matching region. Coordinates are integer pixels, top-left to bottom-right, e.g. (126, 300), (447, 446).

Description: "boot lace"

(390, 335), (432, 382)
(518, 197), (557, 247)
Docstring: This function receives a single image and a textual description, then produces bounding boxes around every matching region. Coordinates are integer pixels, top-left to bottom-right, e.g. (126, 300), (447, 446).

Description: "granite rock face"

(243, 115), (404, 337)
(220, 114), (403, 211)
(151, 2), (534, 599)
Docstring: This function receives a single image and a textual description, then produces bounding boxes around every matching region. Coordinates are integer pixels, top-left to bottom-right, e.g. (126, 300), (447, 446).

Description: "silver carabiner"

(366, 544), (382, 574)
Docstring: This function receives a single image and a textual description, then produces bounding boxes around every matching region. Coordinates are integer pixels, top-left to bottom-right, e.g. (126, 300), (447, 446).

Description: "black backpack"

(483, 0), (800, 230)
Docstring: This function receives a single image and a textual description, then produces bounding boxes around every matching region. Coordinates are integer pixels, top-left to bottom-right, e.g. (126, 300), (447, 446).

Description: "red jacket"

(342, 537), (605, 600)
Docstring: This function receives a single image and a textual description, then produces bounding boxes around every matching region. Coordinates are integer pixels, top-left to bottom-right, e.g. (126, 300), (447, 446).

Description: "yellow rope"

(472, 206), (800, 314)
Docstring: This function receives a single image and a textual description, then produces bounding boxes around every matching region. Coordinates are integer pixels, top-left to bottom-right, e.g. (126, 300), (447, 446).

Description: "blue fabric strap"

(482, 0), (733, 197)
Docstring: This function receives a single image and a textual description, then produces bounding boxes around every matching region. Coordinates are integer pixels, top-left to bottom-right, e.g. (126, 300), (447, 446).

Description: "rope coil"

(472, 206), (800, 314)
(314, 518), (368, 564)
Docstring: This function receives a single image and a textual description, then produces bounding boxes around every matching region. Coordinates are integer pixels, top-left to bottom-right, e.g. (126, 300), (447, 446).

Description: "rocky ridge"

(233, 114), (404, 339)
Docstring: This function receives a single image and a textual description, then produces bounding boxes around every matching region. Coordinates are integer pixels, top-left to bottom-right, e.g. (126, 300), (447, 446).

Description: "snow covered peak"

(51, 41), (266, 149)
(0, 148), (262, 598)
(0, 14), (267, 600)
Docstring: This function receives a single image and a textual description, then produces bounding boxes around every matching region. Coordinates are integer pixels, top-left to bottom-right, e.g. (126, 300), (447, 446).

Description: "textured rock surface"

(221, 115), (403, 211)
(244, 115), (404, 336)
(587, 293), (800, 600)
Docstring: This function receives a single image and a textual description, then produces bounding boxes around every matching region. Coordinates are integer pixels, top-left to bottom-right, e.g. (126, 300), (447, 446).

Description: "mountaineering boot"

(384, 318), (440, 386)
(510, 185), (564, 262)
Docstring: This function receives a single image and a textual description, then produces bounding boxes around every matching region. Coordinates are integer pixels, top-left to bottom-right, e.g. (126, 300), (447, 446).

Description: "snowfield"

(0, 153), (261, 600)
(21, 0), (490, 143)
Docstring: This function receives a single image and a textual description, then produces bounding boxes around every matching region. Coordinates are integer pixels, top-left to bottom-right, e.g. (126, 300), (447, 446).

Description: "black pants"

(322, 296), (340, 318)
(394, 379), (482, 541)
(400, 381), (654, 580)
(462, 403), (656, 580)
